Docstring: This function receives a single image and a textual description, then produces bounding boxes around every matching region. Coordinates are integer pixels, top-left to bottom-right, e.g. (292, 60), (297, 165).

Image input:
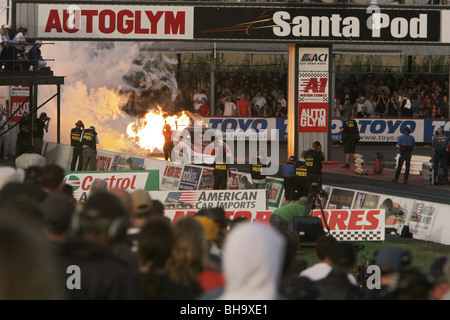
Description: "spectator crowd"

(156, 69), (449, 120)
(0, 162), (448, 301)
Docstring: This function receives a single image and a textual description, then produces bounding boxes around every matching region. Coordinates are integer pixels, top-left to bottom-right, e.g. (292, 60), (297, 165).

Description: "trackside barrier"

(43, 142), (449, 245)
(321, 184), (450, 246)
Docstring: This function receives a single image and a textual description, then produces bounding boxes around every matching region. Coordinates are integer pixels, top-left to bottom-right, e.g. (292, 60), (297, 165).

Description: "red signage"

(298, 103), (328, 133)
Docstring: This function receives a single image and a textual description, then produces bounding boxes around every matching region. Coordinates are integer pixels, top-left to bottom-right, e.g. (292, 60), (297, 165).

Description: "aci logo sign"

(300, 53), (328, 62)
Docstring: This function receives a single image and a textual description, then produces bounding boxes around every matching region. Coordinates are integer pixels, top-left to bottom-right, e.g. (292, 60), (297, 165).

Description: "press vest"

(71, 127), (83, 148)
(81, 128), (97, 150)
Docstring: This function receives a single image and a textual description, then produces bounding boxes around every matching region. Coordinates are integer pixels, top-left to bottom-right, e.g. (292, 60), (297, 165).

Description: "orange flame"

(126, 106), (191, 152)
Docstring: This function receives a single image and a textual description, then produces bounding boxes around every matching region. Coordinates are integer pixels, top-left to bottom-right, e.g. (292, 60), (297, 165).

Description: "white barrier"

(322, 184), (450, 246)
(43, 142), (450, 245)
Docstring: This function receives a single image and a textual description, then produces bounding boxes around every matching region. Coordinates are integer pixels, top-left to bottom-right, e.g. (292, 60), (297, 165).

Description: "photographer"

(305, 141), (325, 191)
(33, 112), (50, 155)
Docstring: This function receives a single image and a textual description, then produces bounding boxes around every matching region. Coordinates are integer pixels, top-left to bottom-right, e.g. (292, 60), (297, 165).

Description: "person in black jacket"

(55, 191), (141, 300)
(304, 141), (325, 192)
(213, 148), (229, 190)
(80, 126), (99, 171)
(70, 120), (84, 171)
(340, 114), (360, 169)
(15, 111), (32, 158)
(316, 242), (362, 300)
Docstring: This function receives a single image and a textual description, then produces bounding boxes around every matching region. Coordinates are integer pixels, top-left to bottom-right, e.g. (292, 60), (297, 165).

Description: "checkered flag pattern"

(329, 230), (384, 241)
(299, 72), (329, 78)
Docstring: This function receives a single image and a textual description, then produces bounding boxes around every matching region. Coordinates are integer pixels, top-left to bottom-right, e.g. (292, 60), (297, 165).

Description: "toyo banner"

(202, 117), (287, 141)
(332, 118), (450, 143)
(64, 170), (159, 202)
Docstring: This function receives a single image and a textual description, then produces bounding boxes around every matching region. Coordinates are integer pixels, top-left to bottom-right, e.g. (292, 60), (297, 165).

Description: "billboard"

(312, 209), (385, 241)
(37, 4), (194, 40)
(64, 170), (159, 202)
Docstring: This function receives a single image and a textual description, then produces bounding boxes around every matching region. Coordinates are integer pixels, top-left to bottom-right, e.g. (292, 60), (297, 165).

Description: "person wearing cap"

(363, 246), (413, 300)
(282, 155), (297, 204)
(340, 114), (360, 169)
(304, 141), (325, 192)
(70, 120), (84, 171)
(80, 125), (99, 171)
(432, 127), (449, 185)
(32, 112), (50, 155)
(27, 39), (47, 71)
(393, 126), (416, 184)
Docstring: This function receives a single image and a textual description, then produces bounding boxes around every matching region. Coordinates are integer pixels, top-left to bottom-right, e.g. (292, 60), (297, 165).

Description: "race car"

(172, 126), (233, 165)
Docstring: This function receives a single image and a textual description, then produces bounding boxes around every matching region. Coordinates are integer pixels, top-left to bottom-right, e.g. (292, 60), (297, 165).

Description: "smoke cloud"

(38, 41), (179, 154)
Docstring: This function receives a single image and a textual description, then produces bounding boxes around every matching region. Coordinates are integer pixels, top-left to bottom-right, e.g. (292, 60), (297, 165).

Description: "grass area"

(296, 236), (449, 273)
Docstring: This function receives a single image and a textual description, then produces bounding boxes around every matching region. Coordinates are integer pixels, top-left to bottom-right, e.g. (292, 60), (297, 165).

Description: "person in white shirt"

(192, 87), (208, 113)
(222, 96), (236, 116)
(300, 235), (357, 285)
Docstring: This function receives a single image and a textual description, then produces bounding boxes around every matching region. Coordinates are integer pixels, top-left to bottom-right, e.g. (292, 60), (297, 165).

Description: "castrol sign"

(64, 170), (159, 203)
(37, 4), (194, 39)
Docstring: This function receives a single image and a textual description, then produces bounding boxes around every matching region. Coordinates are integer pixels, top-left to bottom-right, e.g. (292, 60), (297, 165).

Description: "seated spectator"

(12, 27), (28, 71)
(27, 40), (47, 71)
(274, 102), (287, 117)
(258, 103), (273, 117)
(356, 106), (371, 118)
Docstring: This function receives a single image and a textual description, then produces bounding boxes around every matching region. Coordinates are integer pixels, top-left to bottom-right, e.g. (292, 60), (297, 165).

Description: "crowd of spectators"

(0, 24), (47, 72)
(171, 70), (288, 117)
(334, 71), (450, 119)
(0, 162), (448, 301)
(159, 69), (449, 120)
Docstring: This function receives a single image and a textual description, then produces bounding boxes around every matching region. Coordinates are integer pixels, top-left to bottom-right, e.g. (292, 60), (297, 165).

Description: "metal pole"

(57, 84), (61, 143)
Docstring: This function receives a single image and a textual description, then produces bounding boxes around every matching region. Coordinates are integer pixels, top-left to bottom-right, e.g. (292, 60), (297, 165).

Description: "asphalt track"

(231, 142), (450, 205)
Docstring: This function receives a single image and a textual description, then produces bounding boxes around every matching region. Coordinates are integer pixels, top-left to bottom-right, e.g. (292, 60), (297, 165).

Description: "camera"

(308, 183), (327, 198)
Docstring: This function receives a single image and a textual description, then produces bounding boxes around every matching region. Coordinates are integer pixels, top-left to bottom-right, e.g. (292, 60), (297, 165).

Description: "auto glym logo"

(38, 4), (194, 39)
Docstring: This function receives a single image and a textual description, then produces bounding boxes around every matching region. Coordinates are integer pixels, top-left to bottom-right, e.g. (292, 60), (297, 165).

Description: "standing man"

(250, 154), (267, 189)
(432, 127), (449, 185)
(32, 112), (50, 155)
(15, 111), (32, 158)
(304, 141), (325, 191)
(162, 123), (174, 161)
(340, 114), (360, 169)
(294, 151), (309, 199)
(282, 156), (297, 204)
(393, 126), (416, 184)
(237, 93), (251, 117)
(213, 147), (229, 190)
(70, 120), (84, 171)
(222, 96), (236, 117)
(80, 125), (99, 171)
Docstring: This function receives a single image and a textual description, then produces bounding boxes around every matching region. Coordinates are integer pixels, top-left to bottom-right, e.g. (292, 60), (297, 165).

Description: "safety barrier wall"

(42, 142), (450, 245)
